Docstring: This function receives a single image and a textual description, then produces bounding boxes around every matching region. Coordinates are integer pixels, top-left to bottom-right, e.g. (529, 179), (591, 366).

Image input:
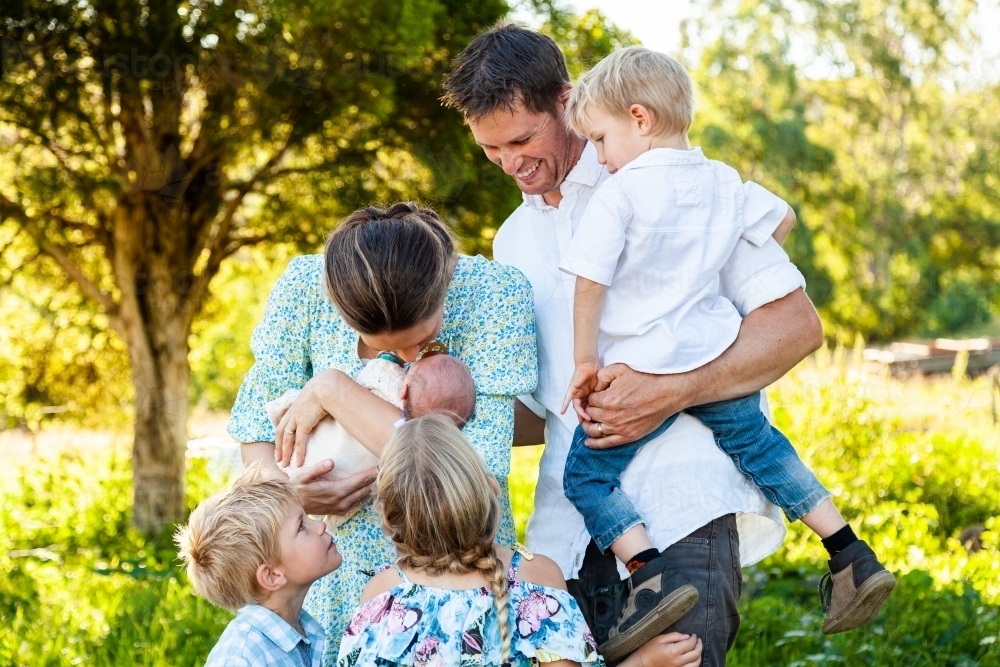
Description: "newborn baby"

(265, 353), (476, 527)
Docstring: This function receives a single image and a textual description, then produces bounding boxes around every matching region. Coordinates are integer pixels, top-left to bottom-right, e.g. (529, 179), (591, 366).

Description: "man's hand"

(578, 364), (687, 449)
(287, 459), (377, 516)
(580, 288), (822, 449)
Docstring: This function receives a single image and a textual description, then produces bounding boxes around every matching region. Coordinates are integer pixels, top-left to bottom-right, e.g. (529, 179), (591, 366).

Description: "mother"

(228, 202), (537, 664)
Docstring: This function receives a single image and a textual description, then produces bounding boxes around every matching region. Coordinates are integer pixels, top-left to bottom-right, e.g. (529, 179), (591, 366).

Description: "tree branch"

(2, 119), (96, 198)
(0, 193), (117, 315)
(227, 158), (341, 189)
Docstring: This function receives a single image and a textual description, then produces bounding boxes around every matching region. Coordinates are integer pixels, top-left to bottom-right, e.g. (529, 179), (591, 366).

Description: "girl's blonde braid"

(476, 546), (511, 665)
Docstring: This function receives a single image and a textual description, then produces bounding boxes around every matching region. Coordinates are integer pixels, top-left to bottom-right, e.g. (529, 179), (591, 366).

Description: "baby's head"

(175, 465), (341, 611)
(565, 47), (694, 172)
(402, 354), (476, 427)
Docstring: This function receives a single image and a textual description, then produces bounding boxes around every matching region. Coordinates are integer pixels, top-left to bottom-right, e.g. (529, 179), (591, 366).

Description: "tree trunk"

(129, 338), (190, 533)
(112, 199), (195, 533)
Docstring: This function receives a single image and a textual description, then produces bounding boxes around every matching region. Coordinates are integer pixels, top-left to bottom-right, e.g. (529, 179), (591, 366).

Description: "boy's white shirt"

(493, 142), (801, 580)
(558, 146), (790, 374)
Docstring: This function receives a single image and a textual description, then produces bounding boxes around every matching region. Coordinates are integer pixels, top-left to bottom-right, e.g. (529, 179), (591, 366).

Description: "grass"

(2, 356), (999, 665)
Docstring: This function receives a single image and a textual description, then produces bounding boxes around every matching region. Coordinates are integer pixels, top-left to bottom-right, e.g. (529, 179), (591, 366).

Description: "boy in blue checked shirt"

(176, 465), (342, 666)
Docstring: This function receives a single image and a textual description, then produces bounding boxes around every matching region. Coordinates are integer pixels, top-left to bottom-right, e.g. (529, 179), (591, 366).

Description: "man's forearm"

(682, 287), (823, 408)
(513, 399), (546, 446)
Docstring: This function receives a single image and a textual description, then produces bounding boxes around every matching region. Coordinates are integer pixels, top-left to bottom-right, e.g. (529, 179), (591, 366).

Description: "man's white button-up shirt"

(493, 142), (804, 580)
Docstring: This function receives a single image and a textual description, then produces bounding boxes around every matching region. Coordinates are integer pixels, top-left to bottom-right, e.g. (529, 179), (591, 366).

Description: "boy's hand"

(560, 362), (601, 420)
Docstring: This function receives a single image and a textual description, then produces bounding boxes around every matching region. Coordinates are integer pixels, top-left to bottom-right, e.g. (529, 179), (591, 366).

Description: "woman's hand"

(287, 459), (378, 516)
(275, 368), (349, 467)
(618, 633), (702, 667)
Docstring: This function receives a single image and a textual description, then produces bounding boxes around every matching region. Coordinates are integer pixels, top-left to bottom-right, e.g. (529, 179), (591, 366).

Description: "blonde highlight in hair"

(323, 202), (457, 335)
(376, 415), (511, 663)
(566, 46), (695, 139)
(174, 464), (298, 612)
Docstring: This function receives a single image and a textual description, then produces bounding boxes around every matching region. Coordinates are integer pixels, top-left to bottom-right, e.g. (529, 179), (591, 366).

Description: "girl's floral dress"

(338, 546), (605, 667)
(228, 254), (538, 665)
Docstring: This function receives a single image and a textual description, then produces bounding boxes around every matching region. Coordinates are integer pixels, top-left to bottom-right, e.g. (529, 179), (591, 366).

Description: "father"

(442, 23), (823, 665)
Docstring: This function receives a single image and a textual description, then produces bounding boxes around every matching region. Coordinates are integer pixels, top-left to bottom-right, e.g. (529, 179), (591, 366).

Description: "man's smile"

(516, 159), (542, 180)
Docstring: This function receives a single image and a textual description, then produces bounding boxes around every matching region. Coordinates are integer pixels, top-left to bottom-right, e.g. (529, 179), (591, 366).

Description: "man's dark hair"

(441, 22), (570, 122)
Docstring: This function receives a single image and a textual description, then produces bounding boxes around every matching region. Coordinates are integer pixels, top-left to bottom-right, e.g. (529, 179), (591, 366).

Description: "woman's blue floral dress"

(337, 546), (604, 667)
(228, 254), (538, 665)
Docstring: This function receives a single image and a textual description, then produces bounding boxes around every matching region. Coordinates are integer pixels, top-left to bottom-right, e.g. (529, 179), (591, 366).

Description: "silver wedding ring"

(284, 427), (295, 436)
(596, 422), (605, 437)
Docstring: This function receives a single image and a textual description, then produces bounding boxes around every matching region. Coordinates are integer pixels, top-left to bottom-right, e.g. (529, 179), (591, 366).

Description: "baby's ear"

(399, 381), (410, 401)
(256, 562), (287, 593)
(488, 476), (500, 497)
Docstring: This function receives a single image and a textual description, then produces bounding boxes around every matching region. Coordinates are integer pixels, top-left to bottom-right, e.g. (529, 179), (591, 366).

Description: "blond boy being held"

(559, 47), (894, 657)
(176, 466), (342, 667)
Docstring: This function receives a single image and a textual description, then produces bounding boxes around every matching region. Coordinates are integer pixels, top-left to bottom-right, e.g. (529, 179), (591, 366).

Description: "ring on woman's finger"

(596, 422), (605, 437)
(284, 427), (295, 436)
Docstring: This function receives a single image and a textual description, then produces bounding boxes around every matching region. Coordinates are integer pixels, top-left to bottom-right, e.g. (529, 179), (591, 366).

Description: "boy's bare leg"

(610, 524), (656, 565)
(800, 497), (847, 538)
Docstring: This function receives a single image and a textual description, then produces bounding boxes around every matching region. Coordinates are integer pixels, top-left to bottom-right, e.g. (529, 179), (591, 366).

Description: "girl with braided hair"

(338, 414), (601, 666)
(338, 415), (704, 667)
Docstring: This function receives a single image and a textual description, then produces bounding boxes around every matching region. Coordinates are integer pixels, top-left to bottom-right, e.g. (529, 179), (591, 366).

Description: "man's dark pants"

(567, 514), (742, 666)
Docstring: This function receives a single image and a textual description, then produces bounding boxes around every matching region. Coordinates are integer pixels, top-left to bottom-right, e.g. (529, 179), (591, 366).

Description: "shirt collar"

(522, 141), (605, 210)
(616, 146), (707, 173)
(237, 605), (324, 653)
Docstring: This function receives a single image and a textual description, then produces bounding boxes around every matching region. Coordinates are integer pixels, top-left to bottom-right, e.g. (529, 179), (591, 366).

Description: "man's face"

(468, 98), (580, 199)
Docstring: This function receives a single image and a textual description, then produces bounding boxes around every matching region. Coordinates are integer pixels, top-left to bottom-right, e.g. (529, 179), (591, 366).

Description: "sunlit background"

(2, 0), (999, 664)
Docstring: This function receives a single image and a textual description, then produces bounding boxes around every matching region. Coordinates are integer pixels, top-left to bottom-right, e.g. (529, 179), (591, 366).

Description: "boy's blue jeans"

(563, 391), (830, 553)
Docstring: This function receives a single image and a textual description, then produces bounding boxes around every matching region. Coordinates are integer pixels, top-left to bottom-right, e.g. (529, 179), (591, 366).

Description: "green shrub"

(2, 363), (998, 665)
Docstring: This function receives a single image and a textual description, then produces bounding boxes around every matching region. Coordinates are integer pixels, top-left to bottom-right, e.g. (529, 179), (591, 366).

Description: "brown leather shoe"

(599, 554), (699, 662)
(819, 540), (896, 634)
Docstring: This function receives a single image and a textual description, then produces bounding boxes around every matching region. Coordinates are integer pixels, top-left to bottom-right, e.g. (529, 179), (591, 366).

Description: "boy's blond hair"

(175, 464), (299, 611)
(566, 46), (694, 139)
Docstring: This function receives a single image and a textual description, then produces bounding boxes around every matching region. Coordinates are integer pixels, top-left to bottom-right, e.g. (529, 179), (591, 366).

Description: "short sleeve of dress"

(511, 586), (605, 666)
(456, 260), (538, 483)
(740, 181), (789, 247)
(228, 256), (317, 444)
(559, 179), (632, 286)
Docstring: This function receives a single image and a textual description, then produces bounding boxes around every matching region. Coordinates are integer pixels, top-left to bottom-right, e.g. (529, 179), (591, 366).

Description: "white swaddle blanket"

(265, 357), (406, 528)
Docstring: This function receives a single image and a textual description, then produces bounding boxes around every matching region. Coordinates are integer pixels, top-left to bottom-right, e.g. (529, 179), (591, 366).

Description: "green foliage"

(3, 364), (1000, 664)
(685, 0), (1000, 342)
(188, 244), (299, 411)
(540, 8), (639, 79)
(730, 359), (1000, 664)
(0, 452), (233, 666)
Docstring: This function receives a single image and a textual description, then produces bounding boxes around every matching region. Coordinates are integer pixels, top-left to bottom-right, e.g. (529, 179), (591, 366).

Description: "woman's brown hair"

(324, 202), (456, 334)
